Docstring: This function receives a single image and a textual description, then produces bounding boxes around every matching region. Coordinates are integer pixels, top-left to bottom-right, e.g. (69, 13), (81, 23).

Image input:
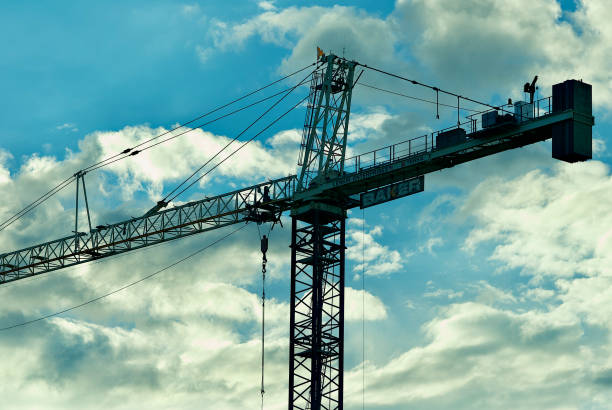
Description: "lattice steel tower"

(290, 53), (356, 410)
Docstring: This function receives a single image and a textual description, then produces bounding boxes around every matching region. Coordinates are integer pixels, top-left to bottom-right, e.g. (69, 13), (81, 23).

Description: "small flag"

(317, 46), (324, 59)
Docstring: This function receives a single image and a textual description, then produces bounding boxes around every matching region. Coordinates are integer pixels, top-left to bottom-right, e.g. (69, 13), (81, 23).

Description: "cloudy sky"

(1, 0), (612, 409)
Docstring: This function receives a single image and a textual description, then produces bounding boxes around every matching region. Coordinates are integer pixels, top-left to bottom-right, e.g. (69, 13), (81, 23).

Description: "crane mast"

(290, 54), (356, 409)
(0, 53), (594, 410)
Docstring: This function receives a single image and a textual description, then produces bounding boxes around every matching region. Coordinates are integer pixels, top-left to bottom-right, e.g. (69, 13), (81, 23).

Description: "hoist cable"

(261, 237), (267, 410)
(167, 93), (309, 203)
(82, 63), (316, 173)
(162, 68), (316, 204)
(255, 222), (272, 410)
(0, 175), (76, 232)
(0, 223), (248, 331)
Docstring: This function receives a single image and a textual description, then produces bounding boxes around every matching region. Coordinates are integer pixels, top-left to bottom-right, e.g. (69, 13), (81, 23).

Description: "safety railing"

(343, 96), (553, 174)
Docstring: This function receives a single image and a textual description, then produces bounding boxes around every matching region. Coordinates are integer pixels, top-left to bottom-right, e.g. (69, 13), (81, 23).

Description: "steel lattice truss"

(0, 175), (296, 284)
(297, 55), (356, 191)
(290, 213), (345, 410)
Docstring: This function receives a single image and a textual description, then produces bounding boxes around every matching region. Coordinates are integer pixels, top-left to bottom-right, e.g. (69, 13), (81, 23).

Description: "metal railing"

(344, 96), (553, 174)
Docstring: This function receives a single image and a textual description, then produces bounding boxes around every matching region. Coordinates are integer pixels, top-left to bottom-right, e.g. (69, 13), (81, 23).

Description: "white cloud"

(89, 124), (298, 201)
(0, 224), (293, 409)
(56, 123), (78, 132)
(471, 280), (517, 305)
(346, 223), (407, 276)
(345, 287), (388, 321)
(199, 0), (612, 113)
(200, 5), (405, 87)
(463, 161), (612, 280)
(258, 1), (276, 11)
(346, 121), (611, 409)
(344, 301), (608, 409)
(181, 3), (200, 15)
(394, 0), (612, 110)
(4, 2), (612, 409)
(336, 158), (612, 408)
(0, 150), (12, 185)
(0, 123), (300, 250)
(593, 137), (606, 155)
(418, 236), (443, 255)
(196, 44), (214, 63)
(423, 288), (463, 300)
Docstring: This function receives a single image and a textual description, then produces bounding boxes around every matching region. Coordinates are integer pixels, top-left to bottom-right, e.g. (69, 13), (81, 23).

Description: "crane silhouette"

(0, 51), (594, 409)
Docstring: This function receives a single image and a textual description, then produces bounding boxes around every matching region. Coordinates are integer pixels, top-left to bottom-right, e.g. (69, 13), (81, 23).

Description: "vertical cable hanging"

(260, 233), (268, 410)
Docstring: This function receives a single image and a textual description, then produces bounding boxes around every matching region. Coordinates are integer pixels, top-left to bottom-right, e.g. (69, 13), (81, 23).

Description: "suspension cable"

(358, 82), (482, 113)
(0, 223), (248, 331)
(0, 65), (316, 232)
(82, 63), (316, 173)
(167, 93), (309, 203)
(161, 67), (316, 204)
(85, 82), (310, 175)
(0, 175), (76, 232)
(355, 62), (508, 112)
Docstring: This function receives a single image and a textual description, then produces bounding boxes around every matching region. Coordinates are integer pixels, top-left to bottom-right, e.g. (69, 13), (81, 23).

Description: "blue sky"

(1, 1), (612, 409)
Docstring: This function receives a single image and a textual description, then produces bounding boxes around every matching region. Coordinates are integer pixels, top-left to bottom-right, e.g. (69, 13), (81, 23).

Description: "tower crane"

(0, 52), (594, 410)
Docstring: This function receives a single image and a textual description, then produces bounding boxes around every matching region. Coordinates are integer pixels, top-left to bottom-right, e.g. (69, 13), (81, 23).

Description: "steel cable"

(0, 175), (76, 232)
(0, 65), (314, 232)
(161, 67), (316, 203)
(82, 63), (316, 173)
(167, 94), (309, 203)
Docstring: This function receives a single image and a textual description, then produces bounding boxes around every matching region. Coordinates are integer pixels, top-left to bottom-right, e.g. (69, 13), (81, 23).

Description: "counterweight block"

(552, 79), (594, 163)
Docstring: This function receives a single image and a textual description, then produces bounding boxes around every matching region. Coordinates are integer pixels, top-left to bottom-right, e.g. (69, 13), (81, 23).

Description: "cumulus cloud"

(201, 0), (612, 114)
(344, 301), (609, 409)
(345, 159), (612, 409)
(0, 117), (303, 407)
(345, 287), (388, 321)
(0, 223), (293, 409)
(462, 161), (612, 279)
(257, 1), (276, 11)
(394, 0), (612, 110)
(0, 123), (300, 247)
(346, 221), (407, 276)
(89, 124), (299, 201)
(56, 123), (79, 132)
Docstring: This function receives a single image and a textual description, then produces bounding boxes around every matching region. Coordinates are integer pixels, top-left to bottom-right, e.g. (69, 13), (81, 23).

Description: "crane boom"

(0, 176), (296, 284)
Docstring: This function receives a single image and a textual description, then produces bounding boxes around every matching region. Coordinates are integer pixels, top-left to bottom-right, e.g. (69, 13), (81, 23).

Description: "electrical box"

(482, 111), (499, 128)
(436, 127), (467, 150)
(552, 79), (592, 163)
(514, 101), (534, 122)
